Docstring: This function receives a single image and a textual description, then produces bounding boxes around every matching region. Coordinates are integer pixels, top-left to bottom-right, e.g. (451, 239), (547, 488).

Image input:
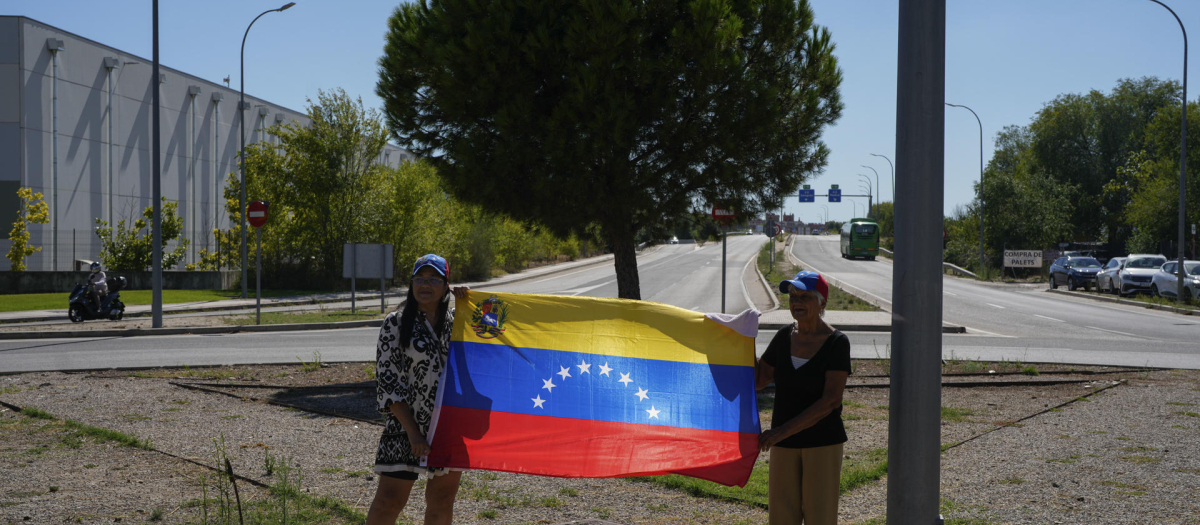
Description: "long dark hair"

(397, 279), (451, 348)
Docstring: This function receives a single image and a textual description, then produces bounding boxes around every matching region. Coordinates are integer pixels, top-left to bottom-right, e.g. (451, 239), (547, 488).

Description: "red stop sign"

(247, 201), (269, 228)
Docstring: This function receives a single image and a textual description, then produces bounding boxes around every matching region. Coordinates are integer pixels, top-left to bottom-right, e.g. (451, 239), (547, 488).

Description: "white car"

(1119, 254), (1168, 297)
(668, 236), (679, 244)
(1150, 260), (1200, 301)
(1097, 257), (1126, 294)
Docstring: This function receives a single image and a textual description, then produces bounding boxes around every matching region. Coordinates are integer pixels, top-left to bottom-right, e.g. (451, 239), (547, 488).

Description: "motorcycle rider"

(87, 262), (108, 311)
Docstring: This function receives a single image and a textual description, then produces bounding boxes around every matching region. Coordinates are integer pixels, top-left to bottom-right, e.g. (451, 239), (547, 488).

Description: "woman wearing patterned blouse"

(368, 254), (469, 525)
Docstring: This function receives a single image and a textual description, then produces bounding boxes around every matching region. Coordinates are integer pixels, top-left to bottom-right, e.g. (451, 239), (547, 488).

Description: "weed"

(592, 507), (611, 519)
(480, 472), (500, 481)
(478, 509), (498, 519)
(647, 503), (670, 512)
(364, 364), (376, 380)
(873, 342), (891, 377)
(1119, 446), (1158, 452)
(1020, 366), (1040, 376)
(961, 360), (987, 374)
(1174, 411), (1200, 418)
(558, 487), (578, 497)
(148, 508), (164, 521)
(48, 486), (59, 492)
(539, 497), (564, 508)
(997, 477), (1026, 484)
(940, 407), (974, 422)
(1116, 436), (1132, 441)
(297, 351), (324, 373)
(1119, 455), (1162, 464)
(20, 407), (54, 420)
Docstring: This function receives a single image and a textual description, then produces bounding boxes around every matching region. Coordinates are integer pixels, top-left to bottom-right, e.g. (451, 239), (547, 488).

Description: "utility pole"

(889, 1), (945, 524)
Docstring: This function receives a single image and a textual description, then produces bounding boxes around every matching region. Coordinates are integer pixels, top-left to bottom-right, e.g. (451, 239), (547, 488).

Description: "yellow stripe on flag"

(453, 291), (753, 367)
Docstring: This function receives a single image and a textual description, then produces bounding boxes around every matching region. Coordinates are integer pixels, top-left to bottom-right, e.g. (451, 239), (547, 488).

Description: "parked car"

(1049, 256), (1102, 291)
(669, 236), (679, 244)
(1097, 257), (1127, 294)
(1118, 254), (1168, 296)
(1150, 260), (1200, 301)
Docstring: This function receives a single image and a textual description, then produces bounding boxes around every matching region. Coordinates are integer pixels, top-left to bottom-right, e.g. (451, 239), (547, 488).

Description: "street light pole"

(858, 175), (874, 218)
(1144, 0), (1188, 302)
(239, 2), (295, 299)
(871, 153), (895, 205)
(946, 102), (984, 269)
(151, 0), (162, 328)
(862, 165), (881, 206)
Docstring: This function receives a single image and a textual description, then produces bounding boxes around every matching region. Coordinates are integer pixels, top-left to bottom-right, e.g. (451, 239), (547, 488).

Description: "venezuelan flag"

(426, 291), (760, 487)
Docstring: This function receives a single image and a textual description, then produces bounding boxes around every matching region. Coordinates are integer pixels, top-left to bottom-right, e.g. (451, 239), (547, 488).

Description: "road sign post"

(712, 206), (736, 314)
(247, 201), (269, 325)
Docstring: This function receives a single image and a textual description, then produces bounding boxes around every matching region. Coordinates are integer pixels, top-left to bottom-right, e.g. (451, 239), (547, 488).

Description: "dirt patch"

(1, 363), (1197, 524)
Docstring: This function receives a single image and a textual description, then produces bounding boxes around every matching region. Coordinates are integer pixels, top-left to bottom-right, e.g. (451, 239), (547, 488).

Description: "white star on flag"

(618, 373), (633, 386)
(542, 378), (556, 392)
(646, 406), (661, 419)
(577, 360), (591, 374)
(635, 387), (649, 401)
(531, 395), (545, 409)
(557, 366), (572, 380)
(598, 362), (613, 376)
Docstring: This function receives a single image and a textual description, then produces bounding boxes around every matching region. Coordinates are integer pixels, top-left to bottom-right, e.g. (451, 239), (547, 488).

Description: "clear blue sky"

(8, 0), (1197, 223)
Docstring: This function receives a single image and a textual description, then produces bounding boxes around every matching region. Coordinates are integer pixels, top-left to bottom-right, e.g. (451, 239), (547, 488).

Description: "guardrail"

(942, 262), (977, 278)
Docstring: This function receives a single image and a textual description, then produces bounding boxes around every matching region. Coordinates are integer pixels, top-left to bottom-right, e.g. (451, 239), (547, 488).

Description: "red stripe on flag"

(427, 406), (758, 487)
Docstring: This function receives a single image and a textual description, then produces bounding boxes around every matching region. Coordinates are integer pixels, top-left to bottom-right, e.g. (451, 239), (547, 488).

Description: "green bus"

(840, 218), (879, 260)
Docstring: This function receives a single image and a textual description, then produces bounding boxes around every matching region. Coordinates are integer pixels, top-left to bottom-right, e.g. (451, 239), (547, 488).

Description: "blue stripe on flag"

(441, 341), (759, 434)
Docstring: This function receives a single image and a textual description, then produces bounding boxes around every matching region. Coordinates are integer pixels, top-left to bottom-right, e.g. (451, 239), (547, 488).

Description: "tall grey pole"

(190, 91), (198, 266)
(946, 103), (984, 269)
(212, 93), (223, 257)
(151, 0), (163, 328)
(1145, 0), (1187, 302)
(239, 3), (295, 299)
(862, 165), (881, 208)
(105, 60), (118, 229)
(50, 41), (61, 270)
(872, 153), (896, 205)
(889, 1), (944, 524)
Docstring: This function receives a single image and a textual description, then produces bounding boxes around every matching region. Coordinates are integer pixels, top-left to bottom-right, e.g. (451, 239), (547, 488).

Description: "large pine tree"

(377, 0), (843, 299)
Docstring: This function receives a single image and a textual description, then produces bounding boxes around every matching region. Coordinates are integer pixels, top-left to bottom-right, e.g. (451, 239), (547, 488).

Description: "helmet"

(90, 262), (101, 273)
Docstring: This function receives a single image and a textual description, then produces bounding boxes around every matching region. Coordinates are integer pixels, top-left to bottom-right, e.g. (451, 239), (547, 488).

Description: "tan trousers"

(768, 443), (844, 525)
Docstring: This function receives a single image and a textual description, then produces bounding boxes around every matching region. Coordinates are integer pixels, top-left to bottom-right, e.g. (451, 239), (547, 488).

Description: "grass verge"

(223, 309), (384, 326)
(0, 289), (323, 313)
(19, 407), (153, 449)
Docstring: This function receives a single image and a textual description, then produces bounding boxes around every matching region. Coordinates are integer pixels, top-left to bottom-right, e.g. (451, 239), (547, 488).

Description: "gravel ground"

(1, 362), (1197, 524)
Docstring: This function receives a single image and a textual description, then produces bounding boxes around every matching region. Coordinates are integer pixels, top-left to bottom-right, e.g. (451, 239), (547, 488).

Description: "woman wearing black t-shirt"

(755, 270), (851, 525)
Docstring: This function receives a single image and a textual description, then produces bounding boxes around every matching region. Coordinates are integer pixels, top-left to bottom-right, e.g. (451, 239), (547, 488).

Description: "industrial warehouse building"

(0, 16), (412, 271)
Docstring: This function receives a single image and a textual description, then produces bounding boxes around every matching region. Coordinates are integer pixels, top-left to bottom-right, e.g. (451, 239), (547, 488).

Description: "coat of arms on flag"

(426, 291), (761, 487)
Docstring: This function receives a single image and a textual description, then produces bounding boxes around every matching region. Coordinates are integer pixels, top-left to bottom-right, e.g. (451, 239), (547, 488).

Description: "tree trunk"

(610, 230), (641, 300)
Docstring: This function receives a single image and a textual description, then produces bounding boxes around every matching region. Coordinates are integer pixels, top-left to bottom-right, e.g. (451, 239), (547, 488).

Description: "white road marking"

(1034, 314), (1065, 323)
(986, 303), (1005, 309)
(1086, 326), (1149, 339)
(944, 291), (958, 296)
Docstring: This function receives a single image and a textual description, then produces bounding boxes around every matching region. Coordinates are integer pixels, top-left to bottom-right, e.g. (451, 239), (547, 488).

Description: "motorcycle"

(68, 276), (127, 322)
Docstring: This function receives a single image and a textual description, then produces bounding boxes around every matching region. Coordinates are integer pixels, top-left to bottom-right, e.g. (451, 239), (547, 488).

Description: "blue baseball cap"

(412, 254), (449, 278)
(779, 270), (829, 301)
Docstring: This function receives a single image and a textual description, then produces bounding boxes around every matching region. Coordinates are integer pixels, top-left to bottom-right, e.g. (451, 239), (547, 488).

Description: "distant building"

(0, 16), (412, 270)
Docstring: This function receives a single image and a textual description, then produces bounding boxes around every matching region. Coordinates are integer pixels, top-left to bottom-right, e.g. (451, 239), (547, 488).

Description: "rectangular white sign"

(1003, 250), (1043, 268)
(343, 243), (394, 279)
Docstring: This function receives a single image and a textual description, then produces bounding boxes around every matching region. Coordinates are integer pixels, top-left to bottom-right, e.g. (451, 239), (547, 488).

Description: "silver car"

(1119, 254), (1168, 297)
(1150, 260), (1200, 301)
(1097, 257), (1126, 294)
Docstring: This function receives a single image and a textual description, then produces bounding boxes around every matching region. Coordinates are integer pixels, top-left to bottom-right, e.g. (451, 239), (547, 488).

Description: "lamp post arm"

(871, 153), (895, 204)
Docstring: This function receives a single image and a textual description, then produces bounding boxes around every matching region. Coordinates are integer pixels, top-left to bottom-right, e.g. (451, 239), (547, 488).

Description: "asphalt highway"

(0, 237), (770, 373)
(790, 235), (1200, 369)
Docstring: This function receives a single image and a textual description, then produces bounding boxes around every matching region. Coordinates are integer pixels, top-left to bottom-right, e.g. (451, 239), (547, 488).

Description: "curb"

(759, 323), (964, 333)
(0, 318), (385, 340)
(1045, 288), (1197, 316)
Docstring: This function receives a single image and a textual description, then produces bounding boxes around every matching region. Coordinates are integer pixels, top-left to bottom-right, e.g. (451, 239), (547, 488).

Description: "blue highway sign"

(799, 189), (815, 203)
(828, 189), (841, 203)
